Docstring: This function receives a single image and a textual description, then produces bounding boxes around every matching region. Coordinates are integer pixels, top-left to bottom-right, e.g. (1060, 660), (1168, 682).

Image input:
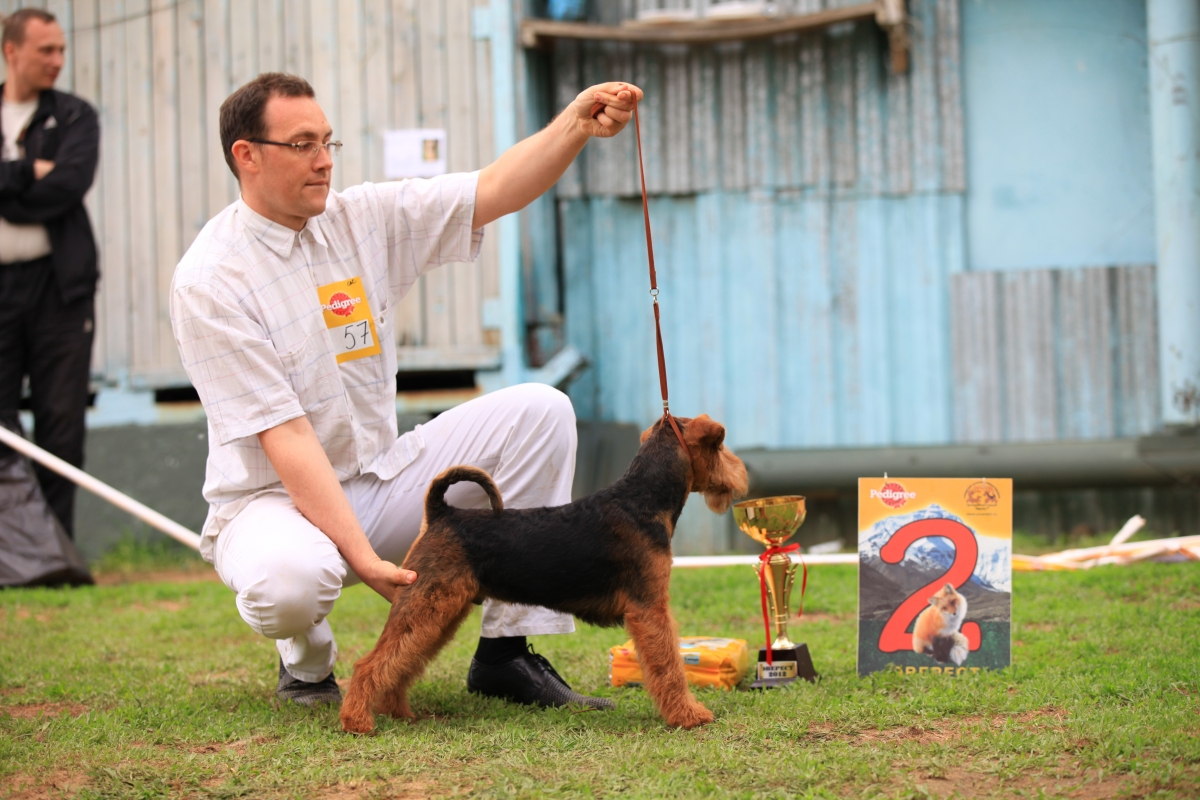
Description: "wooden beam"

(519, 3), (880, 48)
(519, 1), (909, 74)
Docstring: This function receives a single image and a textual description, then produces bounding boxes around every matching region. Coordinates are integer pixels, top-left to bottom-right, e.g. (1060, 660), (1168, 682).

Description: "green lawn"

(1, 558), (1197, 799)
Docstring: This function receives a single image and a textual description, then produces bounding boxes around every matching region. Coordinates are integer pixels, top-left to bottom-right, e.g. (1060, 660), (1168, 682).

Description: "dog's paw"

(375, 697), (414, 720)
(340, 710), (376, 735)
(668, 702), (714, 730)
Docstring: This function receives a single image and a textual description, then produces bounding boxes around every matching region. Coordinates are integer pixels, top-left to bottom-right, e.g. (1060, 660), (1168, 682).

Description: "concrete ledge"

(741, 434), (1200, 494)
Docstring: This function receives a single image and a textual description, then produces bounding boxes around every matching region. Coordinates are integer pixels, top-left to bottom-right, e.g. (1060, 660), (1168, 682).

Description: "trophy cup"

(733, 496), (818, 688)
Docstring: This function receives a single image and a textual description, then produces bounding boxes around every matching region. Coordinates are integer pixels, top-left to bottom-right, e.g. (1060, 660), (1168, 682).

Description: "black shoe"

(467, 645), (615, 710)
(275, 659), (342, 707)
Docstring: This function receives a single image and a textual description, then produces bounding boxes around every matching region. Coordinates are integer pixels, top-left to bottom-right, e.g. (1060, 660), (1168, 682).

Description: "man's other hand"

(569, 82), (644, 139)
(358, 556), (417, 604)
(33, 160), (55, 180)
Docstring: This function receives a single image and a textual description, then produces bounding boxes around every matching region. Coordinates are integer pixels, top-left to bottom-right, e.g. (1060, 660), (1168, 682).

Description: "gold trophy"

(733, 496), (818, 687)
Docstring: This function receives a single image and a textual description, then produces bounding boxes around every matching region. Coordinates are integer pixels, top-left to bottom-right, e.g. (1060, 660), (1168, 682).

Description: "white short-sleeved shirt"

(170, 172), (483, 560)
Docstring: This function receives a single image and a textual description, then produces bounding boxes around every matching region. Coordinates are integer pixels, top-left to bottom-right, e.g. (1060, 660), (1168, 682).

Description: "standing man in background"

(0, 9), (100, 538)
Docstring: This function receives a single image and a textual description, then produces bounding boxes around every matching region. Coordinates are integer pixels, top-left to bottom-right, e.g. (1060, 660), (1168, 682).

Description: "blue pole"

(489, 0), (525, 389)
(1149, 0), (1200, 426)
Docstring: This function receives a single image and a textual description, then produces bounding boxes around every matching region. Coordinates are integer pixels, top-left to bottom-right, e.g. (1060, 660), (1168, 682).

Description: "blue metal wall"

(554, 0), (970, 450)
(548, 0), (1164, 450)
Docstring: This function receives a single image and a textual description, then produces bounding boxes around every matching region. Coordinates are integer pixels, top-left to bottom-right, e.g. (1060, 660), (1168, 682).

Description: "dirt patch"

(94, 569), (219, 586)
(312, 779), (437, 799)
(1019, 621), (1058, 632)
(187, 734), (278, 755)
(125, 598), (191, 613)
(3, 769), (89, 799)
(10, 607), (55, 623)
(909, 764), (1130, 799)
(189, 668), (251, 687)
(0, 702), (89, 720)
(0, 686), (26, 696)
(808, 707), (1068, 745)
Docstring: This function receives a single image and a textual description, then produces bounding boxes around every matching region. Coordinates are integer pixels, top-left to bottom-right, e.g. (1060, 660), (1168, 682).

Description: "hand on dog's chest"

(318, 277), (381, 364)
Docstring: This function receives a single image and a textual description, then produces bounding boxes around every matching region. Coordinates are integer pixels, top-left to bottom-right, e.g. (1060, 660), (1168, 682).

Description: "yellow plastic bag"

(609, 636), (750, 691)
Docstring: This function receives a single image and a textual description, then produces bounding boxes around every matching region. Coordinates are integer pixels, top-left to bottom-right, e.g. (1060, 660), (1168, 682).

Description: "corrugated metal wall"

(555, 0), (969, 450)
(951, 265), (1160, 443)
(0, 0), (501, 388)
(552, 0), (1162, 451)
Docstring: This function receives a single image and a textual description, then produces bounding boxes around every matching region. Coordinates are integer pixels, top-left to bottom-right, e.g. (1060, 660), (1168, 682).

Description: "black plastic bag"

(0, 421), (93, 588)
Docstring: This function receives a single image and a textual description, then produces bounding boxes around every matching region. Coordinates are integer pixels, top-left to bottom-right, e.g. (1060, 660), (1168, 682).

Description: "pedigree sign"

(857, 477), (1012, 677)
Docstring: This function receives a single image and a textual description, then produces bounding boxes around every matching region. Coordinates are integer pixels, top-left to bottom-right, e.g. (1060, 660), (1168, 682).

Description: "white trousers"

(211, 383), (578, 682)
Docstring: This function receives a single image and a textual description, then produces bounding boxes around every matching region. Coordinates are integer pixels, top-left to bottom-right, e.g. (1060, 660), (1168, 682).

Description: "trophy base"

(750, 643), (818, 689)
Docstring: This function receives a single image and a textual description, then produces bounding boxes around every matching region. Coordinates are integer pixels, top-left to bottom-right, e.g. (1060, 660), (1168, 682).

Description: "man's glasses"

(247, 139), (343, 158)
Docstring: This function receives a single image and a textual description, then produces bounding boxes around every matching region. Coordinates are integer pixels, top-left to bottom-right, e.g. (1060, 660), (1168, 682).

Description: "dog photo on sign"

(856, 478), (1012, 677)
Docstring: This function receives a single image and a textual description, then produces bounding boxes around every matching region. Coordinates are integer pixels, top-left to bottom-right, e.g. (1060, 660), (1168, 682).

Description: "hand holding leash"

(572, 81), (643, 138)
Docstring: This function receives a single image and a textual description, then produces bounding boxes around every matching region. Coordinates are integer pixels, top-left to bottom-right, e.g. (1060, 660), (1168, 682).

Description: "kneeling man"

(170, 73), (642, 707)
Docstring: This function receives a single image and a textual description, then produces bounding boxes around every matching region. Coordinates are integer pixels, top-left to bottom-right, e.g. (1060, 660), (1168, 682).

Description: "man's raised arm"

(472, 82), (643, 230)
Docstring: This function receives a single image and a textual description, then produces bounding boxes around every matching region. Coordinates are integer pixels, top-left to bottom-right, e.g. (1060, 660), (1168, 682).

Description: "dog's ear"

(685, 414), (725, 450)
(702, 446), (749, 514)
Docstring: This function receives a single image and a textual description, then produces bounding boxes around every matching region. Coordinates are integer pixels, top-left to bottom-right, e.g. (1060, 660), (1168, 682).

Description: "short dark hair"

(2, 8), (57, 50)
(219, 72), (315, 179)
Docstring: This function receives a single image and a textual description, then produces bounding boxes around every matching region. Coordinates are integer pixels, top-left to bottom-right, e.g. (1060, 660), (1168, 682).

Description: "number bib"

(318, 277), (382, 364)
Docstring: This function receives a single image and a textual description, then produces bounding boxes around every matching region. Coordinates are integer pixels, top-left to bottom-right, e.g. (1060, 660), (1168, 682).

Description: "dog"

(340, 413), (748, 733)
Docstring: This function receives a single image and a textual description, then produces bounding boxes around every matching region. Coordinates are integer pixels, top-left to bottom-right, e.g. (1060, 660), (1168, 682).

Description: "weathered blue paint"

(962, 0), (1156, 271)
(562, 191), (965, 451)
(553, 0), (968, 450)
(1148, 0), (1200, 426)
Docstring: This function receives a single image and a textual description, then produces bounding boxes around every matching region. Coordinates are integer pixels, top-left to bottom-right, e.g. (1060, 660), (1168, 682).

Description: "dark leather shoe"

(467, 645), (615, 710)
(276, 658), (341, 707)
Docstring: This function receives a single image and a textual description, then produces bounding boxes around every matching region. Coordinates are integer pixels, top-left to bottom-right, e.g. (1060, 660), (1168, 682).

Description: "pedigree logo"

(323, 293), (361, 316)
(871, 481), (916, 509)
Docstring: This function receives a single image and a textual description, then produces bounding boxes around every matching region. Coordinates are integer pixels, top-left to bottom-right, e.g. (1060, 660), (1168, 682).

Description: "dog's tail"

(425, 465), (504, 520)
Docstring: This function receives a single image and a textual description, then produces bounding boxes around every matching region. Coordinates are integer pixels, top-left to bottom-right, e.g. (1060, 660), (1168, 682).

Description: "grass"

(1, 552), (1197, 799)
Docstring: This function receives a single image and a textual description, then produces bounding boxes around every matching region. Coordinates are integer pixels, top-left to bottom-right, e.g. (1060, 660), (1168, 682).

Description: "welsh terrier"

(340, 414), (749, 733)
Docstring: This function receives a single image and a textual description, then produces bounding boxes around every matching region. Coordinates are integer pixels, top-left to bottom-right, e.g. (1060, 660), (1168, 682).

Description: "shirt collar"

(235, 197), (328, 256)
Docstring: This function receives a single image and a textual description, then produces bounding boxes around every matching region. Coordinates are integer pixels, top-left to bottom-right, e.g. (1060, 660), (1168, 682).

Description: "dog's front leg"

(624, 602), (714, 729)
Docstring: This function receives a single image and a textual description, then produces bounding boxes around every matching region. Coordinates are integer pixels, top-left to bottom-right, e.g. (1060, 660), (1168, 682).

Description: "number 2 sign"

(857, 478), (1012, 677)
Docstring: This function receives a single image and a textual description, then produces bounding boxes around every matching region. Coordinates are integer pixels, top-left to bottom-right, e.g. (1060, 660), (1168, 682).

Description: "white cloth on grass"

(211, 383), (578, 682)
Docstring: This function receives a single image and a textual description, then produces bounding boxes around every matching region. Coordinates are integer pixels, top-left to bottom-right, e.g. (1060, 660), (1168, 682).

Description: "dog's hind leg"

(341, 556), (478, 734)
(374, 597), (475, 720)
(624, 602), (713, 729)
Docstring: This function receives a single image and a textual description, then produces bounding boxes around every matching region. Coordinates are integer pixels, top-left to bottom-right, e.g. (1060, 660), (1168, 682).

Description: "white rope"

(0, 424), (201, 552)
(673, 553), (856, 567)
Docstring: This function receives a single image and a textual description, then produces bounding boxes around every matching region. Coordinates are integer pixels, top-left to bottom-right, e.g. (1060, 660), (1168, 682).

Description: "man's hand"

(357, 557), (417, 604)
(258, 416), (417, 604)
(33, 160), (54, 180)
(567, 82), (644, 139)
(472, 80), (644, 228)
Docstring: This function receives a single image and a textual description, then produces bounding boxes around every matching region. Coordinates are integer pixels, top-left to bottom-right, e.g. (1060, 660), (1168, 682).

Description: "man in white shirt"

(0, 9), (100, 543)
(171, 73), (642, 708)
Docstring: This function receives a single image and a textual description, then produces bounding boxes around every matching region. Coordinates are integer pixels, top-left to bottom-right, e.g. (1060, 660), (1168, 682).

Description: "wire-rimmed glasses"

(246, 138), (343, 158)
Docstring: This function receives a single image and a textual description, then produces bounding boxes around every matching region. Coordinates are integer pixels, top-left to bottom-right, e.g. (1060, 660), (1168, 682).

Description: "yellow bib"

(317, 277), (382, 364)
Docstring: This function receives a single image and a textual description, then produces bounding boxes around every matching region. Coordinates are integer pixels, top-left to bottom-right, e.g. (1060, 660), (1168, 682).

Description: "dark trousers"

(0, 257), (94, 538)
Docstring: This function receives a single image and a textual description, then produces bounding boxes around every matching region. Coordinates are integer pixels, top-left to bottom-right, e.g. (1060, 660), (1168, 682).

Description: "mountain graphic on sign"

(859, 504), (1012, 592)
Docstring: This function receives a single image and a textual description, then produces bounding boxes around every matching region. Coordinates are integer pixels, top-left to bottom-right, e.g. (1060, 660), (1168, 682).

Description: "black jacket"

(0, 87), (99, 303)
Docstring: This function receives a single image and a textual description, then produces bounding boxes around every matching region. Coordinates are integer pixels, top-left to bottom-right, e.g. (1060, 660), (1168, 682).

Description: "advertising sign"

(857, 478), (1012, 677)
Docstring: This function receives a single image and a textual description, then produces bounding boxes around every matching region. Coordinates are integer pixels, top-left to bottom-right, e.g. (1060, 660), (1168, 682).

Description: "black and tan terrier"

(340, 414), (749, 733)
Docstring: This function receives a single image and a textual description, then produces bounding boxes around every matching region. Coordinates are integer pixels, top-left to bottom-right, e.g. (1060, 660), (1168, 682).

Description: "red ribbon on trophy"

(759, 543), (807, 665)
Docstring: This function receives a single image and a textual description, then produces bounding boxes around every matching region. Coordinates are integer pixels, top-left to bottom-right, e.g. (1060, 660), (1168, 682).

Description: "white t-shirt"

(0, 96), (52, 264)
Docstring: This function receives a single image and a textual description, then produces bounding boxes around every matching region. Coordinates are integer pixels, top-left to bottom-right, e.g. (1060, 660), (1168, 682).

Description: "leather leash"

(590, 95), (690, 460)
